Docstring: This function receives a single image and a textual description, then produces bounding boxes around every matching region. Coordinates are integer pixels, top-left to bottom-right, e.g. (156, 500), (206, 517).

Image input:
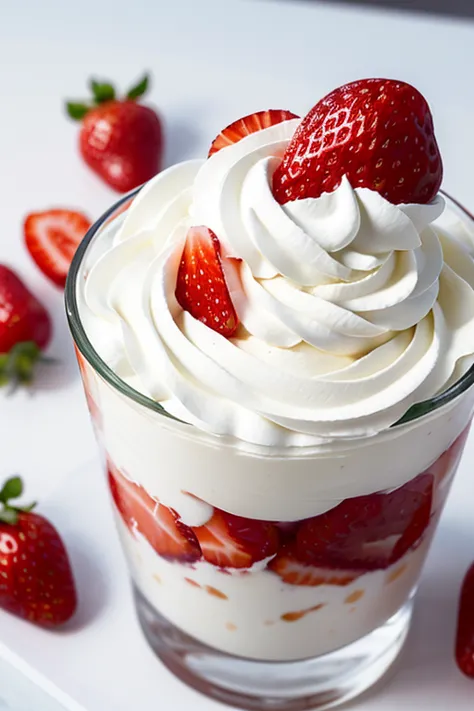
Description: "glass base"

(133, 586), (412, 710)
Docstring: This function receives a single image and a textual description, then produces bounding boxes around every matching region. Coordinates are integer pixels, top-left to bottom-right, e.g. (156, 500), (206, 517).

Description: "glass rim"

(65, 186), (474, 434)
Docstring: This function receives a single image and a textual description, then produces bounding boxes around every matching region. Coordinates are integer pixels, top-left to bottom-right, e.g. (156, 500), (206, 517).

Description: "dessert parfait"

(67, 79), (474, 709)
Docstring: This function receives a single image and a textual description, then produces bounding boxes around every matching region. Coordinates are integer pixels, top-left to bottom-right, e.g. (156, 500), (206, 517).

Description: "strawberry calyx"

(0, 476), (35, 525)
(0, 341), (52, 389)
(66, 72), (150, 121)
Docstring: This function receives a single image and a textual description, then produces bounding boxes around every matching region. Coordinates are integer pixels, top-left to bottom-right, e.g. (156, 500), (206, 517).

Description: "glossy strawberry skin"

(194, 509), (279, 569)
(175, 226), (239, 337)
(108, 464), (201, 563)
(80, 100), (163, 193)
(0, 513), (77, 627)
(273, 78), (442, 205)
(0, 266), (52, 353)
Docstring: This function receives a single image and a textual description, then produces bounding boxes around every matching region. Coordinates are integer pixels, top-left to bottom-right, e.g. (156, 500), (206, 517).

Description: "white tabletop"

(1, 0), (474, 709)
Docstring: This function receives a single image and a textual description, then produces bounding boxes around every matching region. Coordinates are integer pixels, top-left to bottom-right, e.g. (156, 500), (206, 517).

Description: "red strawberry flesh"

(273, 78), (442, 205)
(175, 226), (239, 337)
(24, 209), (91, 288)
(194, 509), (279, 569)
(268, 546), (359, 587)
(296, 473), (433, 571)
(209, 109), (299, 157)
(108, 464), (201, 563)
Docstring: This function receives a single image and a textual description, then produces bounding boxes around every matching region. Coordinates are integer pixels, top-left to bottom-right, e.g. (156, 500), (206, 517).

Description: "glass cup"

(66, 191), (474, 711)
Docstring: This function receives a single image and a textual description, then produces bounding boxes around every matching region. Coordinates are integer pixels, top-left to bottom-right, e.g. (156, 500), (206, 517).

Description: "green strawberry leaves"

(65, 102), (90, 120)
(126, 73), (149, 100)
(0, 341), (43, 389)
(0, 476), (23, 502)
(66, 72), (150, 121)
(90, 79), (116, 103)
(0, 476), (36, 525)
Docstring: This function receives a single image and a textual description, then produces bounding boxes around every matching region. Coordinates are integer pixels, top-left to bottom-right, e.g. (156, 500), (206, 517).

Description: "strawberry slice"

(296, 473), (434, 571)
(273, 78), (442, 205)
(175, 226), (239, 337)
(268, 547), (359, 587)
(24, 209), (91, 288)
(193, 509), (279, 569)
(456, 562), (474, 678)
(108, 463), (201, 563)
(208, 109), (299, 157)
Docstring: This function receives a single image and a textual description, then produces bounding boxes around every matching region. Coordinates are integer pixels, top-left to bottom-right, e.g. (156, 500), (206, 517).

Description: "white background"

(1, 0), (474, 708)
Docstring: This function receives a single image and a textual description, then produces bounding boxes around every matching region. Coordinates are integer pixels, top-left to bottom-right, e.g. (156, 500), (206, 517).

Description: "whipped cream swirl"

(80, 120), (474, 446)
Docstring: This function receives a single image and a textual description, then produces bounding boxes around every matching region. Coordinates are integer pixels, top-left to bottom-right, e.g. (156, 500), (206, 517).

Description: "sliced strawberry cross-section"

(273, 78), (442, 206)
(108, 464), (201, 563)
(193, 509), (279, 569)
(208, 109), (299, 157)
(24, 209), (91, 288)
(175, 226), (239, 337)
(268, 546), (359, 587)
(296, 473), (434, 572)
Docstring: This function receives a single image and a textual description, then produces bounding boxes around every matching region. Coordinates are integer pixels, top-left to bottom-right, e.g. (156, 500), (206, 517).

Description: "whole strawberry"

(0, 477), (77, 627)
(0, 265), (52, 386)
(273, 78), (443, 205)
(66, 73), (163, 193)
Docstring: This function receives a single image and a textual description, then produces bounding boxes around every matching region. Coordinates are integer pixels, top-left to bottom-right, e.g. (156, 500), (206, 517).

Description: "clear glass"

(66, 191), (474, 710)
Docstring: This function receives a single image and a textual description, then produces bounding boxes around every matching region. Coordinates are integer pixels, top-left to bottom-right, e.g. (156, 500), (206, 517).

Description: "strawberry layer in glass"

(74, 79), (474, 661)
(76, 347), (473, 660)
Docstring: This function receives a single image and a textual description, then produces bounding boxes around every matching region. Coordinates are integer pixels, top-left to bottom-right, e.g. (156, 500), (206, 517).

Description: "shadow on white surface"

(32, 311), (81, 393)
(355, 518), (474, 709)
(164, 112), (204, 167)
(39, 463), (112, 632)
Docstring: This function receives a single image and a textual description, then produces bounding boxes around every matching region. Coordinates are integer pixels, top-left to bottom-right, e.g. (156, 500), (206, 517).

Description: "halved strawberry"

(108, 463), (201, 563)
(193, 509), (279, 569)
(456, 562), (474, 678)
(24, 209), (91, 288)
(273, 78), (442, 205)
(268, 547), (359, 587)
(208, 109), (299, 157)
(175, 226), (239, 337)
(296, 473), (434, 571)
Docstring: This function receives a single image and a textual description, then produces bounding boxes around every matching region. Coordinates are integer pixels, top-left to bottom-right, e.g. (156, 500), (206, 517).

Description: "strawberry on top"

(272, 78), (442, 205)
(176, 79), (442, 340)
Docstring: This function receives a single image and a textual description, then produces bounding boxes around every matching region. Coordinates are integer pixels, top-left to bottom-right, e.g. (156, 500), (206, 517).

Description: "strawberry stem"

(0, 476), (36, 525)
